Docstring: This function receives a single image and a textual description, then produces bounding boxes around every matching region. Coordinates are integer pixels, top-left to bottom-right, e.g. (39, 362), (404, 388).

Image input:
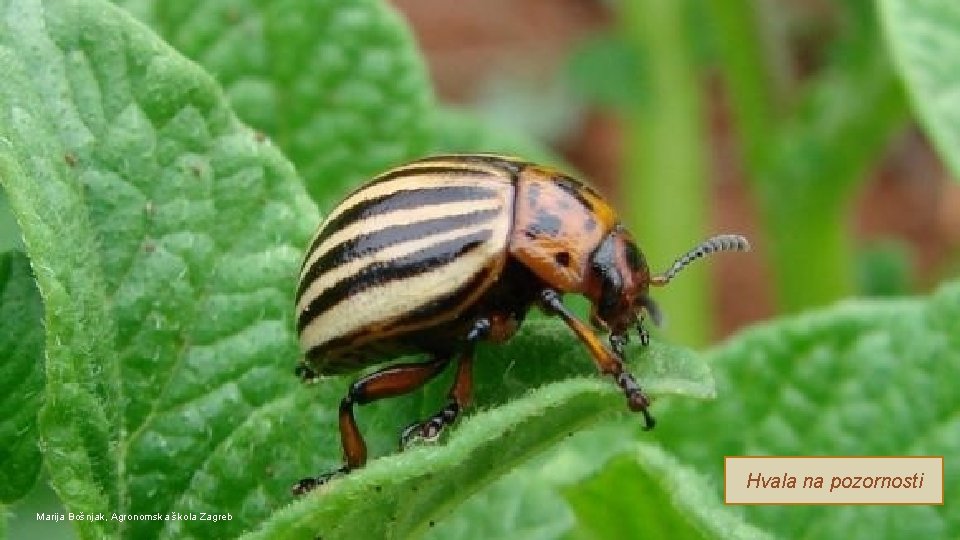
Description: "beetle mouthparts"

(638, 295), (662, 327)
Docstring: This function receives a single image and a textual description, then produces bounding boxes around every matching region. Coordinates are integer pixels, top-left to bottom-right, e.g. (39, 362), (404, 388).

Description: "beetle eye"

(624, 241), (645, 272)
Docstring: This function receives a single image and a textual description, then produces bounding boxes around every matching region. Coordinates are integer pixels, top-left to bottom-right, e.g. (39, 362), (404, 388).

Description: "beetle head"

(587, 230), (751, 347)
(585, 226), (654, 340)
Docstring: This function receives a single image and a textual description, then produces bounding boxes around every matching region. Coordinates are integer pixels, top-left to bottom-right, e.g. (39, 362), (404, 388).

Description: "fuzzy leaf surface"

(0, 0), (319, 536)
(882, 0), (960, 180)
(656, 284), (960, 539)
(242, 333), (713, 540)
(114, 0), (435, 206)
(0, 250), (44, 503)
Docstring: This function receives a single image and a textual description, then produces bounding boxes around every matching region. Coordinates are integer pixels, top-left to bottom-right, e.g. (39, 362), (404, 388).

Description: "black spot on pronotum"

(554, 251), (571, 267)
(524, 230), (536, 239)
(624, 241), (645, 272)
(64, 153), (77, 167)
(531, 210), (562, 237)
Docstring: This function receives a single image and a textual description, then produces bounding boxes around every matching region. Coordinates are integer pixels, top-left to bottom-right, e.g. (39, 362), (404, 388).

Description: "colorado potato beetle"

(293, 154), (749, 493)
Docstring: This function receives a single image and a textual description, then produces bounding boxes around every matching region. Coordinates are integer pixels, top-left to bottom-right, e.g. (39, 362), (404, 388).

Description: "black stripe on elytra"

(304, 174), (496, 265)
(412, 154), (524, 182)
(297, 228), (494, 333)
(307, 264), (495, 363)
(385, 263), (494, 329)
(296, 207), (500, 305)
(367, 165), (491, 189)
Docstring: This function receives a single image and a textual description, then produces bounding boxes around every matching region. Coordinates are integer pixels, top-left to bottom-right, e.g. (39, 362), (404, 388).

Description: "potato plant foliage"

(0, 1), (958, 539)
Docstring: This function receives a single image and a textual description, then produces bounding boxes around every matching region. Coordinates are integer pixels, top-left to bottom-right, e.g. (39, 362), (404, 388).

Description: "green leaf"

(424, 422), (772, 540)
(423, 422), (637, 540)
(0, 250), (44, 503)
(563, 444), (775, 540)
(113, 0), (435, 207)
(243, 329), (712, 540)
(881, 0), (960, 180)
(0, 9), (122, 540)
(0, 0), (320, 537)
(0, 190), (22, 252)
(656, 282), (960, 539)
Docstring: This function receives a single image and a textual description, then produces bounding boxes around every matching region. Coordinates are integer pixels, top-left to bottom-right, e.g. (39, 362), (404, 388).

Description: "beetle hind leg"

(292, 355), (451, 495)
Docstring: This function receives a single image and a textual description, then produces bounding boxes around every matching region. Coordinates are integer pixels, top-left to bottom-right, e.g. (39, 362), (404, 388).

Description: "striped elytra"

(296, 156), (518, 373)
(291, 154), (751, 494)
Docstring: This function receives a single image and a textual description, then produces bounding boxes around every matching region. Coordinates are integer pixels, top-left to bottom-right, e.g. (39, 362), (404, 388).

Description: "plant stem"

(709, 2), (908, 312)
(705, 0), (781, 174)
(619, 1), (710, 346)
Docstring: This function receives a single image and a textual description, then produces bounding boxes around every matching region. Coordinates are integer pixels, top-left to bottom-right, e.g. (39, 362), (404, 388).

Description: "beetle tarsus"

(295, 362), (320, 383)
(399, 347), (474, 451)
(639, 407), (656, 430)
(609, 333), (628, 358)
(466, 317), (492, 342)
(291, 477), (318, 496)
(636, 317), (651, 347)
(617, 372), (655, 429)
(291, 466), (350, 496)
(399, 401), (460, 449)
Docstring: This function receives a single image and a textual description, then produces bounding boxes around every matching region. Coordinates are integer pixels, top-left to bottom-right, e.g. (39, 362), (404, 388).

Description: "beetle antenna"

(651, 234), (750, 286)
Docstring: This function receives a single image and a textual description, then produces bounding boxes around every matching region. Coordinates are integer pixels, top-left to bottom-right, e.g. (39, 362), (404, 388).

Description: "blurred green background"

(390, 0), (957, 347)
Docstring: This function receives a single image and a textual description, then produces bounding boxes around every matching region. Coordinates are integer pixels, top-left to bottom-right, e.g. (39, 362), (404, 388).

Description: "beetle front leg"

(539, 289), (655, 429)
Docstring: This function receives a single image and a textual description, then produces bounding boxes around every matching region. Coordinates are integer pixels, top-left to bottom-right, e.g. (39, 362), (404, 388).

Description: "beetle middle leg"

(292, 355), (451, 495)
(539, 288), (655, 429)
(398, 317), (492, 449)
(399, 348), (474, 449)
